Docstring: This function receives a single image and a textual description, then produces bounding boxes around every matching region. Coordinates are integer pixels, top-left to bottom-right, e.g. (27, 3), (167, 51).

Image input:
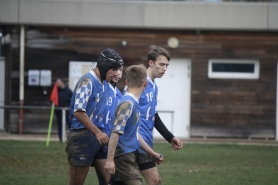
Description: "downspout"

(19, 25), (25, 134)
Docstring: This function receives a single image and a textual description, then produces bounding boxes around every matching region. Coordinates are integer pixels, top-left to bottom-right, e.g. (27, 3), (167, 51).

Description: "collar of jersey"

(125, 92), (139, 103)
(108, 82), (117, 97)
(90, 70), (102, 85)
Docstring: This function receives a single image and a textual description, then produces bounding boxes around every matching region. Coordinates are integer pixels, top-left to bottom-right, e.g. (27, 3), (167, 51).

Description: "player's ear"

(125, 79), (129, 86)
(149, 60), (154, 67)
(143, 79), (147, 88)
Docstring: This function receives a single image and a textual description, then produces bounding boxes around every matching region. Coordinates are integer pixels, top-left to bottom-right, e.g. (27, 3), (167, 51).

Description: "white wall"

(0, 0), (277, 30)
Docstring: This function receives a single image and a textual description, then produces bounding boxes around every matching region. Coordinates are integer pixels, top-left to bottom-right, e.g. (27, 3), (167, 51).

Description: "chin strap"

(110, 81), (116, 87)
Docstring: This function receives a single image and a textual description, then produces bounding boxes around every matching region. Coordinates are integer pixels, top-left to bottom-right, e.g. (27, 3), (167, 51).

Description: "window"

(208, 59), (260, 79)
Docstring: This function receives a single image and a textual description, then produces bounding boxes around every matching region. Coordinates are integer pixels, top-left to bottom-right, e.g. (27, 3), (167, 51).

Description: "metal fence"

(0, 105), (69, 142)
(0, 105), (175, 143)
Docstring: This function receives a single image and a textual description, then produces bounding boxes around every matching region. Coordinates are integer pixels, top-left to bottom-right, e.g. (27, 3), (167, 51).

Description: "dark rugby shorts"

(65, 129), (101, 166)
(136, 152), (156, 171)
(91, 145), (108, 166)
(95, 145), (108, 159)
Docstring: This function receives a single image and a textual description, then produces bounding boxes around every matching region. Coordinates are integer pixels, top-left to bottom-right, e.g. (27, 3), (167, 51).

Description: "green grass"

(0, 141), (278, 185)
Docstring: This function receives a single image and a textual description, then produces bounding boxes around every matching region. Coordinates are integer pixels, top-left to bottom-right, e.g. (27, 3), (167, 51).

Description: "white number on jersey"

(146, 92), (153, 102)
(107, 97), (113, 106)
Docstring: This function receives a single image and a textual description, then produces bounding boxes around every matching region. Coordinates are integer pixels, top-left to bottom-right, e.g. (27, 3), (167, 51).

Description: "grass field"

(1, 140), (278, 185)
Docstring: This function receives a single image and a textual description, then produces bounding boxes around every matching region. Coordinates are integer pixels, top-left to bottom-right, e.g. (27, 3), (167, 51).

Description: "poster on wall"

(40, 70), (52, 86)
(28, 70), (40, 86)
(69, 61), (94, 91)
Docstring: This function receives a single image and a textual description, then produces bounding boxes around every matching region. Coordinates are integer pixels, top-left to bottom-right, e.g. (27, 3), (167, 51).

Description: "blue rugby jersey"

(112, 93), (141, 157)
(138, 76), (158, 154)
(70, 70), (108, 130)
(103, 83), (122, 136)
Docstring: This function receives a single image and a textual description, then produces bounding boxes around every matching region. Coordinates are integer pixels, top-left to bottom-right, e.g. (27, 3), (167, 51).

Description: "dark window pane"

(212, 63), (254, 73)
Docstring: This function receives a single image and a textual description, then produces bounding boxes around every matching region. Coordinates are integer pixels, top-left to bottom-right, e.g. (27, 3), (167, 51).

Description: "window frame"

(208, 59), (260, 79)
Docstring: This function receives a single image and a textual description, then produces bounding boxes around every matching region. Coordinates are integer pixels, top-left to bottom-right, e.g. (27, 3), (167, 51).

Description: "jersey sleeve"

(74, 78), (92, 112)
(112, 101), (133, 135)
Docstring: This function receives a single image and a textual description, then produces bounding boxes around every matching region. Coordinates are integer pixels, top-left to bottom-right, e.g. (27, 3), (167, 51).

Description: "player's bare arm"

(138, 134), (163, 165)
(74, 110), (109, 145)
(105, 101), (131, 174)
(104, 132), (119, 175)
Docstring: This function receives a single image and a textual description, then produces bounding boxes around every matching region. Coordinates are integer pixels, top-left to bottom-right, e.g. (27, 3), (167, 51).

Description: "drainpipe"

(19, 25), (25, 134)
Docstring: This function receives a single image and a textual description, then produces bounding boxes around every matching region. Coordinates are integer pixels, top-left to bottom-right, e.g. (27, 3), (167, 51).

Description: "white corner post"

(19, 25), (25, 134)
(62, 109), (66, 142)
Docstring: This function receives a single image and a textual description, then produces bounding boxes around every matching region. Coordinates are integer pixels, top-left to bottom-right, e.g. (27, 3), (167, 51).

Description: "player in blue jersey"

(65, 48), (124, 185)
(138, 45), (183, 185)
(100, 65), (123, 185)
(104, 65), (163, 185)
(102, 66), (123, 137)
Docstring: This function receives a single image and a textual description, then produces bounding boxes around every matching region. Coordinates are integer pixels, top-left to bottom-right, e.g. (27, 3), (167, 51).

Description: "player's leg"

(94, 159), (111, 185)
(68, 165), (90, 185)
(93, 144), (111, 185)
(137, 153), (161, 185)
(140, 166), (161, 185)
(65, 129), (101, 185)
(110, 174), (142, 185)
(110, 179), (142, 185)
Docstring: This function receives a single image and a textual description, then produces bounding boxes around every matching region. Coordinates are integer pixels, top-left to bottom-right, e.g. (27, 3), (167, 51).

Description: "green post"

(46, 103), (55, 146)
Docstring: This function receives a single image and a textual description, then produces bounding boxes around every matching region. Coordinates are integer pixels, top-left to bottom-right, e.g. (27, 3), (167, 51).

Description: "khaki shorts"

(110, 152), (142, 185)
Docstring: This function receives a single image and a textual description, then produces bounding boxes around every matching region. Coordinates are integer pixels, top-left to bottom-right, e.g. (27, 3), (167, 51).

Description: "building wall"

(0, 1), (278, 30)
(190, 32), (277, 138)
(7, 26), (278, 138)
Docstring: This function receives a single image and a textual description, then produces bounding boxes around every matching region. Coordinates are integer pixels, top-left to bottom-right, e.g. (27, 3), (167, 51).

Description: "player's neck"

(147, 68), (155, 81)
(92, 68), (103, 83)
(127, 87), (144, 99)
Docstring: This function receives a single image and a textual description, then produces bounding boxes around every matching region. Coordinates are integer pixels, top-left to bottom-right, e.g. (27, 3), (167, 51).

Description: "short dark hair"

(125, 65), (147, 88)
(147, 45), (170, 62)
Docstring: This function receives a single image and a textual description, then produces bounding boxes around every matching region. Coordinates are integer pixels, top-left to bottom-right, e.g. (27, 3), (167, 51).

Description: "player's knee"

(154, 177), (161, 185)
(156, 177), (161, 185)
(148, 176), (161, 185)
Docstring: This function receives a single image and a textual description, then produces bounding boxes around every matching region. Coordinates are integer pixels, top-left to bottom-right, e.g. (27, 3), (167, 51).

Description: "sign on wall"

(28, 70), (40, 86)
(69, 61), (94, 91)
(28, 70), (52, 86)
(40, 70), (52, 86)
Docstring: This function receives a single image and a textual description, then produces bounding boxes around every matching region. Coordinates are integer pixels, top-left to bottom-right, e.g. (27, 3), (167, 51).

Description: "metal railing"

(0, 106), (176, 143)
(0, 105), (69, 142)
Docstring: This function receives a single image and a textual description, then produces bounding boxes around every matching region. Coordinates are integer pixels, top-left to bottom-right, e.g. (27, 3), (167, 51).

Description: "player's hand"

(171, 137), (183, 150)
(104, 160), (116, 175)
(95, 132), (109, 145)
(151, 152), (163, 165)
